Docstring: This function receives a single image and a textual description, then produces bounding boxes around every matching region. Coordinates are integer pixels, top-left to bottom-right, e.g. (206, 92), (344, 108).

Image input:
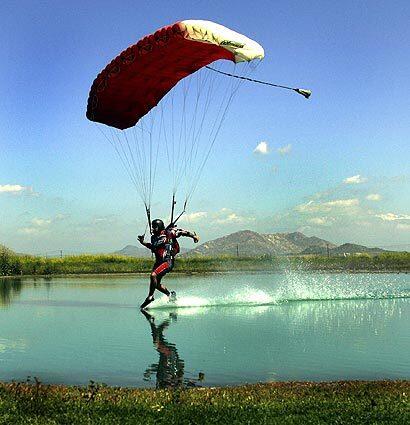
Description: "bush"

(0, 246), (22, 276)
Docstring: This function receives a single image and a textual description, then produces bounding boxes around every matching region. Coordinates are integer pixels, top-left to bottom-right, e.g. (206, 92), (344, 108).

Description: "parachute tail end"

(295, 88), (312, 99)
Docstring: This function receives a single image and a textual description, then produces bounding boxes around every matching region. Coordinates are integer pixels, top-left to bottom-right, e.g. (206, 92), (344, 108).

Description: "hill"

(113, 244), (188, 257)
(114, 231), (390, 258)
(184, 230), (336, 257)
(113, 245), (152, 257)
(184, 231), (389, 257)
(331, 243), (386, 255)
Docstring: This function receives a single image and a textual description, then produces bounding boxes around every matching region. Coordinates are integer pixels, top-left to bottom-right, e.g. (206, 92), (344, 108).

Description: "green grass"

(0, 380), (408, 424)
(0, 245), (409, 277)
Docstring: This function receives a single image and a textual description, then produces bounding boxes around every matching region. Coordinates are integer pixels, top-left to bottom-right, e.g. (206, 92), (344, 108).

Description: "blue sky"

(1, 0), (409, 254)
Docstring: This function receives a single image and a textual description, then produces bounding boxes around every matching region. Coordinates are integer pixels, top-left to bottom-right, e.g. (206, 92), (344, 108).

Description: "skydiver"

(138, 219), (200, 310)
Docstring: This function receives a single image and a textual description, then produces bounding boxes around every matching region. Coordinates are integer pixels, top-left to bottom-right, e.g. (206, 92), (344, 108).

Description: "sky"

(1, 0), (409, 254)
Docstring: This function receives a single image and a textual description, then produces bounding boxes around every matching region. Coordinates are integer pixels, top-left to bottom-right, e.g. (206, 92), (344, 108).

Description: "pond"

(0, 272), (409, 388)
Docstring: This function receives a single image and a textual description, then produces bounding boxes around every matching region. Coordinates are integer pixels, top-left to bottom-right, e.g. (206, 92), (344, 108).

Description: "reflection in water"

(1, 273), (409, 385)
(0, 278), (23, 306)
(141, 310), (204, 389)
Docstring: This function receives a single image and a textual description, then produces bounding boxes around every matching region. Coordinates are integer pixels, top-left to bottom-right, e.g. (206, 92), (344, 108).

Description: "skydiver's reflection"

(140, 309), (204, 389)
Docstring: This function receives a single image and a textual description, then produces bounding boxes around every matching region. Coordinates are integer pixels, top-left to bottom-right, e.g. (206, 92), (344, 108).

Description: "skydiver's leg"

(153, 260), (176, 297)
(155, 274), (170, 296)
(140, 265), (158, 309)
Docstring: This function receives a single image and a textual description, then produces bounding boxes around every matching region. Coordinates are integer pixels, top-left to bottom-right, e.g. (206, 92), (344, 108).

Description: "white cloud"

(18, 227), (40, 235)
(376, 213), (410, 221)
(277, 144), (292, 156)
(325, 199), (359, 207)
(180, 211), (208, 223)
(295, 198), (359, 213)
(17, 215), (63, 236)
(0, 184), (27, 194)
(31, 218), (52, 227)
(214, 208), (255, 225)
(216, 213), (243, 224)
(308, 217), (335, 226)
(343, 175), (368, 184)
(366, 193), (381, 201)
(0, 184), (38, 197)
(253, 141), (269, 155)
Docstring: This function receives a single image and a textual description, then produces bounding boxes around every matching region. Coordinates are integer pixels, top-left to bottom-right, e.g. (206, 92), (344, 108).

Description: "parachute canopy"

(86, 20), (264, 130)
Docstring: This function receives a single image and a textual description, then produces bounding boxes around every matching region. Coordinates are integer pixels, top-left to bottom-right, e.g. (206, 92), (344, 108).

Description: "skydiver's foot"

(140, 295), (154, 310)
(169, 291), (177, 302)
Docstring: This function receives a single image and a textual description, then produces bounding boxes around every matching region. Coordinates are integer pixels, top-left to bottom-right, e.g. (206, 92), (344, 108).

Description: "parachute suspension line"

(123, 130), (143, 196)
(174, 76), (191, 194)
(148, 112), (153, 210)
(148, 109), (159, 210)
(205, 66), (312, 99)
(105, 126), (141, 196)
(171, 92), (175, 192)
(130, 126), (147, 200)
(160, 103), (172, 175)
(120, 127), (147, 204)
(177, 65), (218, 203)
(96, 124), (153, 235)
(180, 70), (202, 188)
(185, 67), (235, 202)
(187, 66), (218, 177)
(139, 118), (148, 202)
(96, 124), (151, 206)
(187, 62), (255, 202)
(182, 66), (215, 194)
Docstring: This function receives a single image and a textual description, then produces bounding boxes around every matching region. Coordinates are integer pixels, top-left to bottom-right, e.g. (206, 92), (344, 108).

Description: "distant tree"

(0, 245), (22, 276)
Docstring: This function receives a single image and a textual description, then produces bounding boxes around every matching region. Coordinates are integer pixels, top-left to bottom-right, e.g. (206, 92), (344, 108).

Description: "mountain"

(330, 243), (386, 255)
(114, 231), (389, 258)
(114, 244), (189, 257)
(113, 245), (152, 257)
(184, 230), (390, 257)
(301, 243), (387, 255)
(184, 230), (336, 257)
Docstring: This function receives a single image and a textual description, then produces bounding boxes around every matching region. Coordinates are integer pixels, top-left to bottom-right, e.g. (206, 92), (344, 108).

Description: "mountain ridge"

(114, 230), (390, 257)
(183, 230), (338, 257)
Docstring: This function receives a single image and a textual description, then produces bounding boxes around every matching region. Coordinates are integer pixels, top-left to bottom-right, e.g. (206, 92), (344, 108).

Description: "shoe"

(140, 295), (154, 310)
(169, 291), (177, 302)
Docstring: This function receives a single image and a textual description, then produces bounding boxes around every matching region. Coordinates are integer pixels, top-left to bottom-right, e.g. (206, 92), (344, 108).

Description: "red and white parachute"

(87, 20), (264, 227)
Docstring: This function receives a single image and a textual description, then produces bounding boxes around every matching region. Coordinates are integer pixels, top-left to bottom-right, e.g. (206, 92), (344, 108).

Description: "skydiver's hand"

(193, 233), (200, 244)
(137, 235), (144, 244)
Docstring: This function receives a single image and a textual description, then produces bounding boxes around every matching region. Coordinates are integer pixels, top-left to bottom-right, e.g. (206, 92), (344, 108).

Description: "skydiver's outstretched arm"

(137, 235), (152, 250)
(175, 229), (200, 243)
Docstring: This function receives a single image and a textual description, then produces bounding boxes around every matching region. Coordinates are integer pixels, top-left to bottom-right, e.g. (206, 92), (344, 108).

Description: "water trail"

(148, 272), (410, 310)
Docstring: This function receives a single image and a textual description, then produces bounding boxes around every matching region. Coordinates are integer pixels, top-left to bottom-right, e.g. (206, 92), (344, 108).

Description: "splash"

(147, 272), (410, 310)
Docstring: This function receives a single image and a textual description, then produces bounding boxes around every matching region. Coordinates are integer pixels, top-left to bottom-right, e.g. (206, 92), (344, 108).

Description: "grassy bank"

(1, 248), (409, 277)
(0, 380), (408, 424)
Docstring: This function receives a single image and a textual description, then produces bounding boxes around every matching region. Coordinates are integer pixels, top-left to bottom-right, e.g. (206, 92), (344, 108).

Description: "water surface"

(0, 272), (409, 388)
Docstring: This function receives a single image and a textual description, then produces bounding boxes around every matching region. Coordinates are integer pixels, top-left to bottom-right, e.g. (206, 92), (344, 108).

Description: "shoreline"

(1, 268), (408, 280)
(1, 380), (408, 424)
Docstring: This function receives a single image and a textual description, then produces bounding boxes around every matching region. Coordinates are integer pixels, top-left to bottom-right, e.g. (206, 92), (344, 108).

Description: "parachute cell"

(86, 20), (264, 130)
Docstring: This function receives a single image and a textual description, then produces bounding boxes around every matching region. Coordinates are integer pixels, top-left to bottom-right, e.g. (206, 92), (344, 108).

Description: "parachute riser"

(170, 194), (177, 226)
(145, 205), (152, 235)
(167, 198), (187, 229)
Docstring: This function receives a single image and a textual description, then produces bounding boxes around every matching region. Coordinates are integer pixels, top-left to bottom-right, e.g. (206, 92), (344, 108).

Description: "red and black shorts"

(152, 259), (174, 278)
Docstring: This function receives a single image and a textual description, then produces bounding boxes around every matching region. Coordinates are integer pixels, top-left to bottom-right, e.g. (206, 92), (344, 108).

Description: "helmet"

(151, 219), (165, 233)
